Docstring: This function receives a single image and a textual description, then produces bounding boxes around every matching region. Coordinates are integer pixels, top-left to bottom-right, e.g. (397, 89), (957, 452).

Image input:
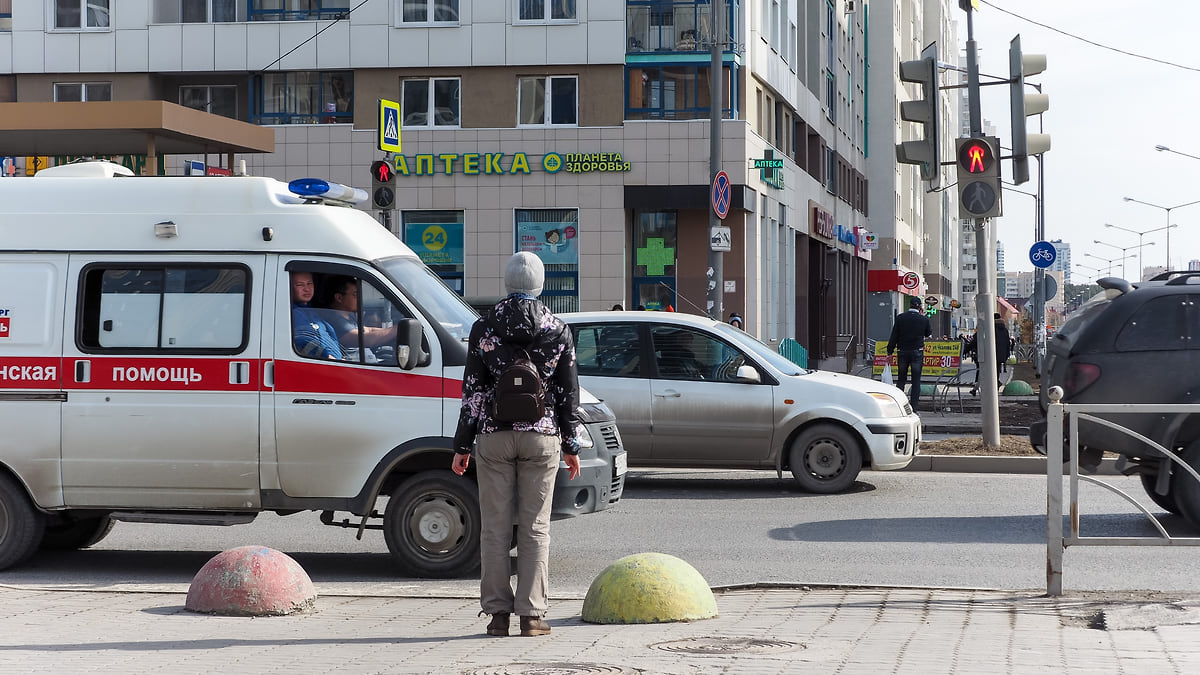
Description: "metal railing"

(777, 338), (807, 369)
(1045, 387), (1200, 595)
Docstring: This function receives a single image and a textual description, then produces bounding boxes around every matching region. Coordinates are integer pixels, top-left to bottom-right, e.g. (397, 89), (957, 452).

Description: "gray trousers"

(474, 430), (560, 617)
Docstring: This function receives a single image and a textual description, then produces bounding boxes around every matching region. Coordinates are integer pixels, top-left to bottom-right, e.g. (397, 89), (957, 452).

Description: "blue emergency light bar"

(287, 178), (368, 205)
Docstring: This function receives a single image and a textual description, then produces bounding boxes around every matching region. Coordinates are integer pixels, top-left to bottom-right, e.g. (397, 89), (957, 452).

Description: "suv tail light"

(1063, 362), (1101, 398)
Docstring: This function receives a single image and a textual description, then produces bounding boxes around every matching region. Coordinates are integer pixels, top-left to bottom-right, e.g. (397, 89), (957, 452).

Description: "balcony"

(150, 1), (349, 23)
(627, 1), (711, 54)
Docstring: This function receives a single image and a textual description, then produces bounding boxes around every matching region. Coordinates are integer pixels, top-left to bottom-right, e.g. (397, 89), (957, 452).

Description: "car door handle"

(654, 390), (681, 398)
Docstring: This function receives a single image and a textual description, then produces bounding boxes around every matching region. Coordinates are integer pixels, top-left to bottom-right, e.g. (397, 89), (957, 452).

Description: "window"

(79, 266), (249, 353)
(54, 82), (112, 101)
(251, 71), (352, 125)
(289, 269), (410, 366)
(515, 208), (580, 313)
(1, 0), (12, 32)
(152, 0), (237, 22)
(572, 323), (643, 378)
(518, 76), (577, 126)
(401, 78), (460, 127)
(401, 0), (458, 23)
(626, 66), (733, 121)
(180, 85), (238, 118)
(518, 0), (575, 22)
(56, 0), (109, 29)
(1115, 296), (1196, 351)
(247, 0), (349, 21)
(651, 325), (747, 382)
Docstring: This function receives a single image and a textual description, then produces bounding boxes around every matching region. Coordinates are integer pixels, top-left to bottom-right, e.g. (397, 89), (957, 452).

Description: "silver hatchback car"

(560, 312), (921, 493)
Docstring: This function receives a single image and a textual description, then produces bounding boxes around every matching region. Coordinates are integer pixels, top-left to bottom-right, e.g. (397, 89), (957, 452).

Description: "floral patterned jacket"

(453, 294), (581, 456)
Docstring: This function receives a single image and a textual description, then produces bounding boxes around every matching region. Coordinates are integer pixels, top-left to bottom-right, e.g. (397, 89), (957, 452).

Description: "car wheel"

(1171, 441), (1200, 529)
(40, 514), (115, 550)
(383, 470), (481, 578)
(1140, 472), (1181, 515)
(788, 424), (863, 494)
(0, 473), (46, 570)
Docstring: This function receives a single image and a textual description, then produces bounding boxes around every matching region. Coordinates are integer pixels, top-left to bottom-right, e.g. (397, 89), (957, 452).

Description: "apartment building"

(1, 1), (883, 364)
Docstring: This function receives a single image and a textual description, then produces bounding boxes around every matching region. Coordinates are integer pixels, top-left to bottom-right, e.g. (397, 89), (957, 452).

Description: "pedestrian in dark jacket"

(886, 296), (933, 412)
(451, 251), (581, 638)
(994, 313), (1012, 376)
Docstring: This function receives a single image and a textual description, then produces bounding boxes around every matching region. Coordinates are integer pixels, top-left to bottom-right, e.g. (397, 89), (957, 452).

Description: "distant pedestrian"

(886, 297), (932, 412)
(728, 312), (743, 329)
(994, 313), (1012, 377)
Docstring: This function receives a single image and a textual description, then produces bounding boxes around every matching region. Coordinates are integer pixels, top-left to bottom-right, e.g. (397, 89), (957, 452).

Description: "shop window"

(180, 85), (238, 119)
(515, 209), (579, 314)
(632, 211), (677, 311)
(402, 210), (465, 295)
(517, 0), (574, 23)
(0, 0), (12, 31)
(401, 78), (460, 127)
(518, 76), (577, 127)
(54, 82), (112, 102)
(401, 0), (458, 24)
(55, 0), (109, 29)
(251, 71), (352, 125)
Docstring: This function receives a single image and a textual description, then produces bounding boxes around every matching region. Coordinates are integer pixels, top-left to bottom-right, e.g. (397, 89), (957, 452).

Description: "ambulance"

(0, 160), (626, 577)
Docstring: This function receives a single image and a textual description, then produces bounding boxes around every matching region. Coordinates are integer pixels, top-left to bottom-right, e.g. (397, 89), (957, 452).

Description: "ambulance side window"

(79, 265), (250, 353)
(291, 269), (409, 366)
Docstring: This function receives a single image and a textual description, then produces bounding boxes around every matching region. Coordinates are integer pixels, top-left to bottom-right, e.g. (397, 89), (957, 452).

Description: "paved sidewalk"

(3, 583), (1199, 674)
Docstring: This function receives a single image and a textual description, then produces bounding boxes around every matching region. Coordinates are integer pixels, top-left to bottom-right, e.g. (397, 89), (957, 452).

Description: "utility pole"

(706, 0), (725, 322)
(963, 2), (1002, 448)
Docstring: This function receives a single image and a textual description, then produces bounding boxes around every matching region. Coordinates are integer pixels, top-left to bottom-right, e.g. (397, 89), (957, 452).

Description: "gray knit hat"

(504, 251), (544, 297)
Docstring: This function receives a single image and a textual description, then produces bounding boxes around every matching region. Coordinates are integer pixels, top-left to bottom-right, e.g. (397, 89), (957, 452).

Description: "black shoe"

(486, 613), (510, 637)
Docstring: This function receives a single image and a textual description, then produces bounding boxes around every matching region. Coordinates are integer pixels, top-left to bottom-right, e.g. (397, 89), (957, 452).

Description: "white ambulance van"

(0, 160), (626, 577)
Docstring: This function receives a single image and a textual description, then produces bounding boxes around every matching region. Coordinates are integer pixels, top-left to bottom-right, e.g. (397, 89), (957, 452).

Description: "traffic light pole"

(964, 3), (1002, 448)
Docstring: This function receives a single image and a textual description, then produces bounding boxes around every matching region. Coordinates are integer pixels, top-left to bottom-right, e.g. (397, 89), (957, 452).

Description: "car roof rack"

(1159, 271), (1200, 285)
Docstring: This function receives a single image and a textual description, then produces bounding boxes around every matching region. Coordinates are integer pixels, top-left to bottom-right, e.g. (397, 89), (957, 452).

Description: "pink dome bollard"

(185, 545), (317, 616)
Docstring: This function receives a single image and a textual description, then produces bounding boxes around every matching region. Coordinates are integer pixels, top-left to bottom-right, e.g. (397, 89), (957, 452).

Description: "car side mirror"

(735, 364), (761, 383)
(395, 318), (428, 370)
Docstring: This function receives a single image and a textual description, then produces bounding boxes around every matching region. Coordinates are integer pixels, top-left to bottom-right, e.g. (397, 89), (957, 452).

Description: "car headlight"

(576, 424), (596, 449)
(869, 392), (906, 417)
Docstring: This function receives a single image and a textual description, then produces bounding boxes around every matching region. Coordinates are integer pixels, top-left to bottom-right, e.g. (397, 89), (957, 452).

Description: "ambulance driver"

(324, 275), (398, 360)
(290, 271), (342, 360)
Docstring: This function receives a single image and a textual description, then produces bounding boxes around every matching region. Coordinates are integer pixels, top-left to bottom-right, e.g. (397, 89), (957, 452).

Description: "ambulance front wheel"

(0, 473), (46, 570)
(383, 471), (481, 578)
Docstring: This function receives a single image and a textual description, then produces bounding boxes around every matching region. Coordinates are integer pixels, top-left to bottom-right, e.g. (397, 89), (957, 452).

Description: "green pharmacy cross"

(636, 238), (675, 276)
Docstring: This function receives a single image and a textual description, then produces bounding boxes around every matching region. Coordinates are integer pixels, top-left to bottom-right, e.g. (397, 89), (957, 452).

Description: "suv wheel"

(1170, 440), (1200, 529)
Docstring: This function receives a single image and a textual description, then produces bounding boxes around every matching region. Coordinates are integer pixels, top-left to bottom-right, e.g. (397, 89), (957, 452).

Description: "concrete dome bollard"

(581, 552), (718, 624)
(185, 545), (317, 616)
(1003, 380), (1034, 396)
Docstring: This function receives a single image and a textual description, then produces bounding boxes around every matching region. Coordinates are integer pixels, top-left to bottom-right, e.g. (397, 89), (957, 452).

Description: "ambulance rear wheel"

(384, 471), (481, 578)
(0, 473), (46, 570)
(40, 514), (115, 550)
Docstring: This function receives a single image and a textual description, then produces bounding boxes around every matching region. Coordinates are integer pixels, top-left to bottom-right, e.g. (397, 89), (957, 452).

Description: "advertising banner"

(873, 340), (963, 378)
(516, 218), (579, 265)
(405, 222), (464, 266)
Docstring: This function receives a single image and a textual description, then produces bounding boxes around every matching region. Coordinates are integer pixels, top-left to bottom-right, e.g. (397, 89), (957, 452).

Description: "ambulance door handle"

(263, 361), (274, 388)
(229, 361), (250, 385)
(74, 360), (91, 383)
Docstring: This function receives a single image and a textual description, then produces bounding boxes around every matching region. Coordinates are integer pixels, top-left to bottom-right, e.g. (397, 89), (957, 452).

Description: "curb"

(923, 425), (1029, 435)
(903, 455), (1121, 475)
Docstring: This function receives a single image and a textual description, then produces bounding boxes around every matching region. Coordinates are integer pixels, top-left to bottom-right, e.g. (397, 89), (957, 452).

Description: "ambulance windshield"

(378, 257), (477, 341)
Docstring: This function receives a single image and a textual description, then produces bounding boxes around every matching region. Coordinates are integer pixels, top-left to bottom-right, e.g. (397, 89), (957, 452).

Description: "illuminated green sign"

(391, 152), (631, 177)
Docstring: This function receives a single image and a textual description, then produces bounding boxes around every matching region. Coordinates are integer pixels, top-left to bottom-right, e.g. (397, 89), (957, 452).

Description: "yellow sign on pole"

(378, 99), (401, 153)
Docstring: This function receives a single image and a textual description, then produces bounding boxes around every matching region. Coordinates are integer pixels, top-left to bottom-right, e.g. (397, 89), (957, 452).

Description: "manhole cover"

(651, 637), (801, 654)
(465, 665), (640, 675)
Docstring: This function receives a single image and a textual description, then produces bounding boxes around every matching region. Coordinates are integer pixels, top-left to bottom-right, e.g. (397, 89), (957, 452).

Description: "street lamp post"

(1104, 222), (1175, 282)
(1123, 195), (1200, 271)
(1092, 239), (1152, 280)
(1083, 252), (1136, 277)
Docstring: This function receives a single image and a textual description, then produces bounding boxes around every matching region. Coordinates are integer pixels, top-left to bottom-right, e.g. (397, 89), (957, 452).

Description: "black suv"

(1030, 272), (1200, 526)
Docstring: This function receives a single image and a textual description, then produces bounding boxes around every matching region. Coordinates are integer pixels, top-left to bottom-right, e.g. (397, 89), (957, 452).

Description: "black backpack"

(491, 344), (547, 423)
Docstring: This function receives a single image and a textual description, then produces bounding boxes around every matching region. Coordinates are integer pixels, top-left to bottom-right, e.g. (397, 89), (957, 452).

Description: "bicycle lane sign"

(1029, 241), (1057, 269)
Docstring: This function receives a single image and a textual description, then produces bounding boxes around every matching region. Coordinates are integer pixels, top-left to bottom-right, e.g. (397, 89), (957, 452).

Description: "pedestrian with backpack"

(451, 251), (582, 638)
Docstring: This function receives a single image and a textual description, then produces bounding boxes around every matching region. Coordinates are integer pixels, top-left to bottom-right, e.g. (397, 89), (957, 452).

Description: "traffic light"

(1009, 35), (1050, 185)
(955, 136), (1003, 219)
(895, 42), (940, 187)
(370, 160), (395, 209)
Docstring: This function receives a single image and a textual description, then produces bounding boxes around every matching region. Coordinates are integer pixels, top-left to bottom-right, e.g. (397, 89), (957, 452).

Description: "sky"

(962, 0), (1200, 281)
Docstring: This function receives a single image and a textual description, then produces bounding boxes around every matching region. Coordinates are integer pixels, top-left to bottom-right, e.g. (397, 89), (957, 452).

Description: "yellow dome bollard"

(581, 552), (718, 624)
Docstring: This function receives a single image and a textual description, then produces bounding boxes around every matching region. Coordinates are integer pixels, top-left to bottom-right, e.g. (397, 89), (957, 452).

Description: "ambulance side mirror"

(395, 318), (428, 370)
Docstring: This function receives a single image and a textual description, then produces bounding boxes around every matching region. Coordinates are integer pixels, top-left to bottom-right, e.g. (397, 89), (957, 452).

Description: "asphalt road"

(3, 469), (1197, 597)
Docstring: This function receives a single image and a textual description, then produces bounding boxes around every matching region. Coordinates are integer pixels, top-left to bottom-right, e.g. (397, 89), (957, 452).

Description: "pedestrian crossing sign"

(378, 99), (401, 153)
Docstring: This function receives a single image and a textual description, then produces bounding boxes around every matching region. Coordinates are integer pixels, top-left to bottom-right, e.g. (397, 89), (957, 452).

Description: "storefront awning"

(0, 101), (274, 170)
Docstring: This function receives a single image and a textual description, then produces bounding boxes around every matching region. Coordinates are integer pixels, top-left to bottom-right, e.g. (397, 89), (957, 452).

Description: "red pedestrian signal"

(370, 160), (394, 185)
(957, 139), (995, 174)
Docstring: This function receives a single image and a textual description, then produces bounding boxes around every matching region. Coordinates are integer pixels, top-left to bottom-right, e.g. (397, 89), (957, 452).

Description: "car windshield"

(377, 256), (477, 341)
(708, 322), (805, 375)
